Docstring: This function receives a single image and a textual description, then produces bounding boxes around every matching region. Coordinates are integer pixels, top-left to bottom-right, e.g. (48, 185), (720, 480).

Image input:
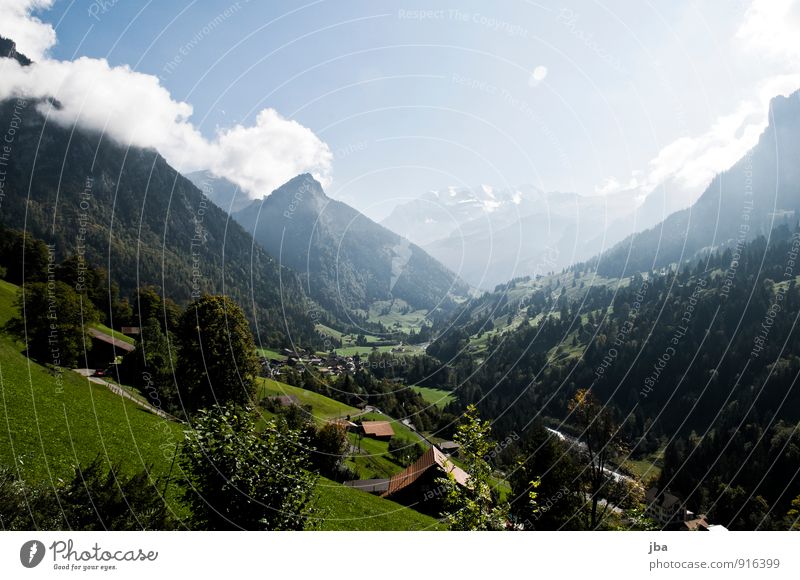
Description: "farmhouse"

(86, 327), (134, 369)
(645, 487), (694, 527)
(381, 446), (469, 514)
(360, 420), (395, 440)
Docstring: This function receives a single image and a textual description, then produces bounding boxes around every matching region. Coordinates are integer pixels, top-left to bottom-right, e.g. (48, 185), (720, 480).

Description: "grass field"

(0, 279), (444, 530)
(313, 476), (444, 530)
(367, 299), (430, 333)
(256, 347), (287, 360)
(257, 378), (360, 421)
(411, 385), (455, 409)
(0, 280), (184, 490)
(344, 434), (404, 479)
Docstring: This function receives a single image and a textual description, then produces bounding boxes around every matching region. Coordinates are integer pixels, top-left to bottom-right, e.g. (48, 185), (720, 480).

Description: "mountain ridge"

(232, 174), (470, 329)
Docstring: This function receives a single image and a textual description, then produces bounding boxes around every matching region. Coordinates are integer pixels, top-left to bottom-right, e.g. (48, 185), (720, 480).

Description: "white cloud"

(736, 0), (800, 62)
(0, 3), (332, 198)
(597, 0), (800, 210)
(211, 109), (332, 194)
(528, 65), (548, 87)
(0, 0), (55, 61)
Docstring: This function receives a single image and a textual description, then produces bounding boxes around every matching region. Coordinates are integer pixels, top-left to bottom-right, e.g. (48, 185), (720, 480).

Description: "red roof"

(361, 421), (395, 437)
(383, 446), (468, 497)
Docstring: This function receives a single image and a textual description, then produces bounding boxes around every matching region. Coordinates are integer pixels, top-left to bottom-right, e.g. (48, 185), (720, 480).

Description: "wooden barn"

(381, 446), (469, 514)
(360, 420), (395, 440)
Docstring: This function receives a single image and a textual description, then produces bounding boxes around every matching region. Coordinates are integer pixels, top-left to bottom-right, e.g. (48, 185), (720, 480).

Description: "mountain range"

(231, 174), (470, 327)
(593, 90), (800, 277)
(382, 184), (644, 289)
(0, 41), (317, 346)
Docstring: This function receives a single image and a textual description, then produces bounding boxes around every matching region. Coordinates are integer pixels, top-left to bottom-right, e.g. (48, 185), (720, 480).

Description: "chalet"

(680, 515), (710, 531)
(86, 327), (135, 369)
(439, 441), (461, 456)
(645, 487), (692, 527)
(381, 446), (469, 514)
(360, 421), (395, 440)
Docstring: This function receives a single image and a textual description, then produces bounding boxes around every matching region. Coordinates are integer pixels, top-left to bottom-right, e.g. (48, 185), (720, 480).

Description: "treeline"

(0, 99), (318, 347)
(424, 225), (800, 529)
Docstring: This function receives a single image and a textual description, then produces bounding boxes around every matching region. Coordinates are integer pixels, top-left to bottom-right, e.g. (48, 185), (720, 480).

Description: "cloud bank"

(0, 1), (332, 198)
(598, 0), (800, 208)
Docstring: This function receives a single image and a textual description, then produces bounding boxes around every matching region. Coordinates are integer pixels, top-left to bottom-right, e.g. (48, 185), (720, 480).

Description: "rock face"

(595, 89), (800, 278)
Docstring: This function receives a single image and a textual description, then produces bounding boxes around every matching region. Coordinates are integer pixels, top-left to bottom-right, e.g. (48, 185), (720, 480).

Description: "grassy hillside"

(0, 282), (443, 530)
(0, 280), (184, 487)
(257, 378), (360, 421)
(411, 386), (455, 409)
(314, 476), (443, 531)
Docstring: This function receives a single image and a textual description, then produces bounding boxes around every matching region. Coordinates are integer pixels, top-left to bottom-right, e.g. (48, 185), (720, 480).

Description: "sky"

(1, 0), (799, 220)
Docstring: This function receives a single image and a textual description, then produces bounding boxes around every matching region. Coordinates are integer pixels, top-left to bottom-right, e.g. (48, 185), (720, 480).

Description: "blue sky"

(4, 0), (800, 219)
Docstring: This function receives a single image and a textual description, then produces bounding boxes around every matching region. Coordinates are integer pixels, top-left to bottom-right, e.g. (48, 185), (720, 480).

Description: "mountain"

(0, 35), (31, 66)
(594, 90), (800, 278)
(185, 170), (252, 214)
(232, 174), (469, 325)
(0, 94), (317, 346)
(382, 185), (639, 289)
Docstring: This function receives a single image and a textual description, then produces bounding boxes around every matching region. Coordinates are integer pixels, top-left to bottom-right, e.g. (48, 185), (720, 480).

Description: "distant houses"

(645, 487), (725, 531)
(261, 348), (359, 379)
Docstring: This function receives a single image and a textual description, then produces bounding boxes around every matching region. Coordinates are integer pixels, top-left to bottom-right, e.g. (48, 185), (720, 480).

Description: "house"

(86, 327), (135, 368)
(680, 515), (710, 531)
(360, 421), (395, 440)
(439, 441), (461, 457)
(381, 446), (469, 514)
(645, 487), (691, 527)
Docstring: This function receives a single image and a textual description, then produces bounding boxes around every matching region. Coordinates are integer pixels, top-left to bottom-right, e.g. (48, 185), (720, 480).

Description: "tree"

(509, 424), (586, 530)
(0, 460), (175, 530)
(176, 295), (260, 411)
(0, 227), (49, 284)
(54, 458), (176, 530)
(310, 422), (349, 478)
(785, 494), (800, 530)
(437, 404), (510, 530)
(134, 286), (181, 334)
(119, 318), (179, 415)
(569, 388), (624, 529)
(5, 281), (99, 368)
(179, 405), (317, 530)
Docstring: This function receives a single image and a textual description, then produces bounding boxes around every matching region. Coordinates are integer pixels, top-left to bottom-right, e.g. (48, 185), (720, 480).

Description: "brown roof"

(383, 446), (469, 497)
(88, 328), (135, 353)
(682, 516), (710, 531)
(361, 421), (395, 438)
